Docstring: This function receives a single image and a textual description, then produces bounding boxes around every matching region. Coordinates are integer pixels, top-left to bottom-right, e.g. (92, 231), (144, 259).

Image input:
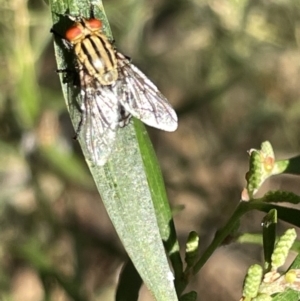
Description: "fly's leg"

(50, 27), (63, 38)
(57, 69), (80, 87)
(118, 105), (131, 127)
(73, 90), (86, 140)
(73, 113), (85, 140)
(51, 27), (73, 50)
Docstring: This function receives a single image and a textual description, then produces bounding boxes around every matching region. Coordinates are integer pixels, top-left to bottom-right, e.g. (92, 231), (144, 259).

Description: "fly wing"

(77, 72), (120, 166)
(115, 53), (178, 132)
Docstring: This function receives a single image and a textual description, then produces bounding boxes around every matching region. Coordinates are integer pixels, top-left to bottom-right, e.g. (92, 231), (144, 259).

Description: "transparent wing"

(77, 72), (120, 166)
(115, 53), (178, 132)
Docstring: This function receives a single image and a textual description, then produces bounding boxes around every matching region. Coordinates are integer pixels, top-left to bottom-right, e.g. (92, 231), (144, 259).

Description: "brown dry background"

(0, 0), (300, 300)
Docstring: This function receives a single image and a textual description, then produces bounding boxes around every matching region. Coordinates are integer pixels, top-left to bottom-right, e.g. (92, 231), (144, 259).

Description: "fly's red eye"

(65, 25), (83, 41)
(86, 18), (102, 30)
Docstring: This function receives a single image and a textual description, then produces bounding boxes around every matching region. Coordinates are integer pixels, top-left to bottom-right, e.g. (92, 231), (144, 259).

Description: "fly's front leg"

(51, 26), (74, 50)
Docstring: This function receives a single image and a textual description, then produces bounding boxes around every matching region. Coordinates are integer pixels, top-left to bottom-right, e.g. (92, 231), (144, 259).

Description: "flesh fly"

(57, 16), (178, 166)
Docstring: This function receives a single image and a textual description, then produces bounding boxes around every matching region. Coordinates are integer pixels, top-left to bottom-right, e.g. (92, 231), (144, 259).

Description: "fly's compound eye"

(85, 18), (103, 31)
(65, 24), (84, 42)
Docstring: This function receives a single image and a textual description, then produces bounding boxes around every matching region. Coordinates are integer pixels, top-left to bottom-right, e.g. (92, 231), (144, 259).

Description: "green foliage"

(1, 0), (300, 300)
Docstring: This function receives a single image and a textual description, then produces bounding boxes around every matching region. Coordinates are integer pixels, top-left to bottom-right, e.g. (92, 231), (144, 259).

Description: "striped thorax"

(65, 18), (118, 85)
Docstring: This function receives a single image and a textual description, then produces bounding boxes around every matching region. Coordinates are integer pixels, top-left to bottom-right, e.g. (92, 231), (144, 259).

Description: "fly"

(55, 16), (178, 166)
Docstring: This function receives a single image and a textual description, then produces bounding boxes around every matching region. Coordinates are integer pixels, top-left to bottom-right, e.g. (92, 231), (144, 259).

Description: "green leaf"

(258, 204), (300, 229)
(49, 1), (180, 300)
(134, 120), (183, 282)
(272, 289), (300, 301)
(277, 156), (300, 176)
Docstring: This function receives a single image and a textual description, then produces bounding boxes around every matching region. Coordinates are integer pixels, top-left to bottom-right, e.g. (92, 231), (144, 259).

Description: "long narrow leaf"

(49, 0), (179, 300)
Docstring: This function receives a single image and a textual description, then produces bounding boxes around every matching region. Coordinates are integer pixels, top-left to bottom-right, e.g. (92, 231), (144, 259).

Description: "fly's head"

(65, 18), (103, 45)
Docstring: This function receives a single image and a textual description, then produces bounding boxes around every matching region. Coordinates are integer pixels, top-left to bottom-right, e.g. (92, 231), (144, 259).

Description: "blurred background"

(1, 0), (300, 300)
